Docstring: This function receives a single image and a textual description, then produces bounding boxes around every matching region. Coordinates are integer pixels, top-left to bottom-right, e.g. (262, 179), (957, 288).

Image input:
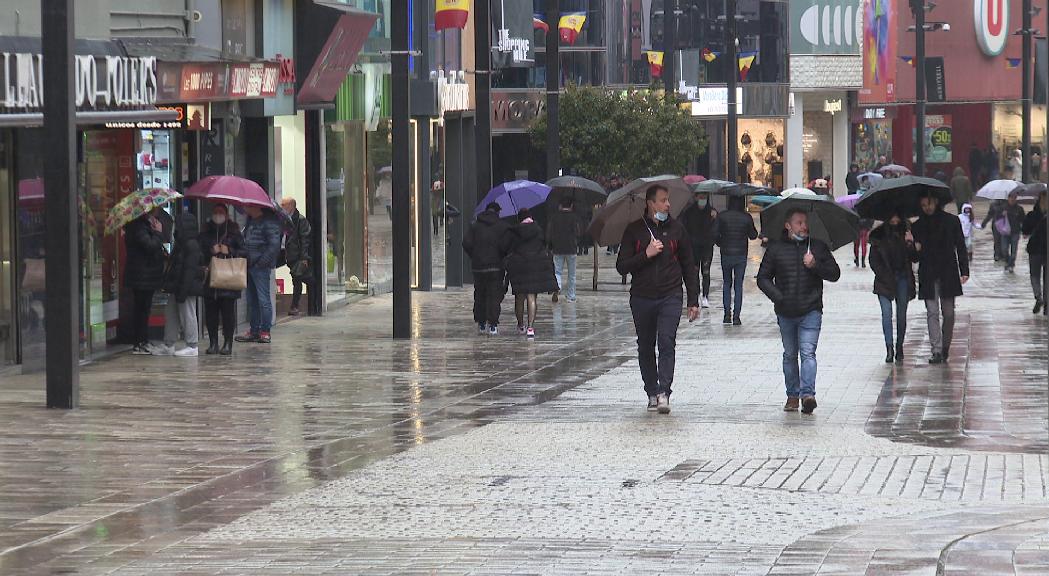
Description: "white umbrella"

(976, 179), (1025, 201)
(781, 187), (817, 197)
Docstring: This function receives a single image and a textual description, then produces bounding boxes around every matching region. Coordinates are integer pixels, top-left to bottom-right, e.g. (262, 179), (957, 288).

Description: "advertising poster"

(860, 0), (896, 104)
(791, 0), (863, 55)
(913, 114), (953, 164)
(492, 0), (535, 68)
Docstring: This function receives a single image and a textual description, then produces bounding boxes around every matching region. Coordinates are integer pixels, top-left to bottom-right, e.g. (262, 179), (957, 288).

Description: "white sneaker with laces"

(174, 346), (199, 357)
(701, 297), (710, 309)
(151, 343), (175, 356)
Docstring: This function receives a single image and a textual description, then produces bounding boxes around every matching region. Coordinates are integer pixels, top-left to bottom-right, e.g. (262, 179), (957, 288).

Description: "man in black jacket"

(463, 202), (511, 335)
(280, 197), (312, 315)
(546, 198), (579, 303)
(1022, 192), (1047, 314)
(912, 194), (969, 364)
(757, 208), (841, 414)
(714, 196), (759, 325)
(616, 185), (700, 415)
(682, 191), (717, 309)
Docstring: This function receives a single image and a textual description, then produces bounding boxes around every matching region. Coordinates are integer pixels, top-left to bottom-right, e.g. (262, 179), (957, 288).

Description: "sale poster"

(913, 114), (953, 164)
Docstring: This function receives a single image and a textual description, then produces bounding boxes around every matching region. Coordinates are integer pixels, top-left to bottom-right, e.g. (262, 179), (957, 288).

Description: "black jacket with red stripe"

(616, 215), (699, 307)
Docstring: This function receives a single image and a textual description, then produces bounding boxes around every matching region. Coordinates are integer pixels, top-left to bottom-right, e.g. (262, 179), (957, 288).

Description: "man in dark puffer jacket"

(463, 202), (511, 334)
(715, 195), (758, 325)
(757, 208), (841, 415)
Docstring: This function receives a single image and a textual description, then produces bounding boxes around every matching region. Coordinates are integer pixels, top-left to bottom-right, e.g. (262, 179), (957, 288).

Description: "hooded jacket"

(616, 215), (699, 307)
(756, 235), (841, 318)
(868, 223), (917, 300)
(681, 201), (717, 247)
(123, 215), (167, 291)
(911, 209), (970, 300)
(949, 167), (973, 205)
(463, 209), (511, 272)
(505, 221), (559, 295)
(162, 214), (206, 302)
(959, 203), (978, 238)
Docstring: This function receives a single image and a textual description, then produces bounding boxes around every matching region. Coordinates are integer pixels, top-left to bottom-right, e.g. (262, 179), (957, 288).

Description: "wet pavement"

(0, 225), (1046, 575)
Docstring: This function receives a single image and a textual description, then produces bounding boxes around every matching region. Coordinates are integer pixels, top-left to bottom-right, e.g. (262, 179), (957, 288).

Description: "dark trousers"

(291, 277), (305, 309)
(693, 241), (714, 298)
(473, 271), (505, 327)
(1031, 253), (1047, 303)
(132, 289), (154, 345)
(721, 254), (748, 318)
(630, 294), (682, 397)
(204, 297), (237, 341)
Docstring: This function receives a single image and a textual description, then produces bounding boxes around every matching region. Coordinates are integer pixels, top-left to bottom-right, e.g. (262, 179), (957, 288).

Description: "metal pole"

(305, 110), (325, 315)
(913, 0), (926, 177)
(475, 0), (493, 196)
(546, 0), (560, 179)
(663, 0), (676, 93)
(414, 0), (433, 291)
(726, 0), (739, 182)
(1022, 0), (1033, 182)
(42, 0), (79, 408)
(392, 0), (412, 339)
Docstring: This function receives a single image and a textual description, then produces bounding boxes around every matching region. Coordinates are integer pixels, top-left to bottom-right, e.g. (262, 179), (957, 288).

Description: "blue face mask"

(653, 211), (669, 222)
(791, 233), (807, 242)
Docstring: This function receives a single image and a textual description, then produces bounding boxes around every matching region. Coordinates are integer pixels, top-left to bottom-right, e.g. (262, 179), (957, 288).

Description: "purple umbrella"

(836, 192), (864, 210)
(475, 180), (552, 217)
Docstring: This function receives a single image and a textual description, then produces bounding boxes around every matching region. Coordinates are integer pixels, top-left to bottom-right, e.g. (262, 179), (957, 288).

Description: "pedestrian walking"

(846, 164), (862, 194)
(911, 193), (969, 364)
(1008, 149), (1023, 182)
(868, 213), (918, 365)
(123, 209), (167, 355)
(154, 213), (205, 357)
(682, 191), (717, 308)
(854, 218), (872, 268)
(757, 208), (841, 414)
(949, 167), (973, 214)
(714, 195), (758, 325)
(200, 204), (244, 355)
(983, 199), (1006, 262)
(547, 198), (580, 303)
(463, 202), (511, 335)
(969, 145), (985, 188)
(235, 205), (282, 344)
(505, 208), (559, 339)
(985, 192), (1025, 272)
(1022, 192), (1048, 314)
(280, 198), (312, 316)
(616, 185), (699, 415)
(959, 203), (980, 263)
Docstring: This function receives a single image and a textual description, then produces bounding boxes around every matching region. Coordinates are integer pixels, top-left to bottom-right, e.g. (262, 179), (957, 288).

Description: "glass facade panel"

(0, 132), (13, 366)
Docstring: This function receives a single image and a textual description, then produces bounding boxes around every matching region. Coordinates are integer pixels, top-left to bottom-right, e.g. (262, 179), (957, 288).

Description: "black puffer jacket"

(911, 209), (969, 300)
(463, 209), (511, 272)
(757, 236), (841, 318)
(546, 208), (580, 255)
(162, 214), (206, 303)
(682, 202), (717, 247)
(200, 219), (246, 300)
(868, 223), (917, 300)
(1023, 206), (1047, 255)
(505, 222), (559, 295)
(123, 216), (167, 291)
(714, 203), (758, 257)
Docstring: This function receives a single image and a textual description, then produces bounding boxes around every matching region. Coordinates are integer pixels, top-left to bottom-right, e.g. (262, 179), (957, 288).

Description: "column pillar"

(786, 92), (804, 189)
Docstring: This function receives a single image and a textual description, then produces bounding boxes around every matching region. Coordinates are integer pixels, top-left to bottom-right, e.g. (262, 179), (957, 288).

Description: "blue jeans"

(777, 310), (822, 398)
(878, 274), (910, 347)
(1000, 233), (1020, 268)
(553, 254), (577, 300)
(721, 254), (747, 317)
(246, 267), (273, 334)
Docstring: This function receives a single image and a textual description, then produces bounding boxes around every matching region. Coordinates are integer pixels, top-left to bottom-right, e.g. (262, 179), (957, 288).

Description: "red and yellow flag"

(647, 51), (664, 78)
(558, 13), (587, 45)
(435, 0), (469, 31)
(738, 53), (756, 81)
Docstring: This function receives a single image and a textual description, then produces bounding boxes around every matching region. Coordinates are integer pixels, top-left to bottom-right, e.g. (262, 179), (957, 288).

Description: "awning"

(295, 1), (378, 107)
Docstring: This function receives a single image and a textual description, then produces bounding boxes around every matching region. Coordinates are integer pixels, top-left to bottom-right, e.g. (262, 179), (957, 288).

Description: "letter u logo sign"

(975, 0), (1009, 56)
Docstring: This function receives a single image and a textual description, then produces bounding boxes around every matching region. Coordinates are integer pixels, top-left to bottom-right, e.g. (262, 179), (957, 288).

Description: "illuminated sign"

(975, 0), (1009, 56)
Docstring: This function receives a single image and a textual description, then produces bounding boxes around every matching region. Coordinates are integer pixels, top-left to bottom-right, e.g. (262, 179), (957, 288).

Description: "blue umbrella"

(475, 180), (552, 217)
(750, 195), (781, 207)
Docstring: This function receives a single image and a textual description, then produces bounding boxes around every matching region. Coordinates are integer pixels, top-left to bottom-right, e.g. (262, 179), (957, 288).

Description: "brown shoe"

(784, 397), (799, 412)
(801, 396), (818, 414)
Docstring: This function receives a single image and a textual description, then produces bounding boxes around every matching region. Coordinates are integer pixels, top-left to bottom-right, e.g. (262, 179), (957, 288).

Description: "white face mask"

(653, 211), (669, 222)
(213, 215), (227, 225)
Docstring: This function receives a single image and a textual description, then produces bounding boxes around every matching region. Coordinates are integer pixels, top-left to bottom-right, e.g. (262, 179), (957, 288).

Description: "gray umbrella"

(545, 176), (607, 207)
(587, 175), (692, 247)
(760, 192), (860, 251)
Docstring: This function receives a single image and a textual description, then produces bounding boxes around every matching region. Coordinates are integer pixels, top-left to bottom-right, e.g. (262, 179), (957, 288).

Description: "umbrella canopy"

(976, 179), (1025, 201)
(691, 179), (735, 194)
(877, 164), (912, 175)
(587, 175), (691, 247)
(781, 187), (816, 197)
(750, 195), (781, 207)
(683, 174), (707, 185)
(1022, 182), (1047, 198)
(186, 176), (273, 208)
(858, 172), (884, 187)
(836, 192), (864, 210)
(104, 188), (182, 235)
(717, 183), (776, 197)
(855, 176), (951, 220)
(475, 180), (552, 217)
(544, 176), (607, 208)
(760, 193), (859, 251)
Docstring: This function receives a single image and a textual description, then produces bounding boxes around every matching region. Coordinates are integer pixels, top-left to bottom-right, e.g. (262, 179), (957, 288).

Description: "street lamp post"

(546, 0), (560, 180)
(912, 0), (927, 177)
(663, 0), (677, 94)
(391, 0), (411, 339)
(725, 0), (739, 182)
(1021, 0), (1033, 182)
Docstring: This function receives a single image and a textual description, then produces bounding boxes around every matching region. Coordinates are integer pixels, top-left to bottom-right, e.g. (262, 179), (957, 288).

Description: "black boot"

(220, 339), (233, 356)
(895, 343), (904, 365)
(205, 340), (220, 355)
(885, 345), (894, 364)
(861, 256), (866, 268)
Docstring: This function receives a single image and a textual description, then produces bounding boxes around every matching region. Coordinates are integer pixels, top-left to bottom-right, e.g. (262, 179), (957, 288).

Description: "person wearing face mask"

(681, 191), (717, 308)
(756, 208), (841, 414)
(911, 194), (970, 364)
(1022, 192), (1048, 314)
(868, 213), (918, 364)
(616, 185), (700, 415)
(714, 195), (759, 325)
(123, 208), (168, 355)
(235, 205), (282, 344)
(199, 205), (245, 355)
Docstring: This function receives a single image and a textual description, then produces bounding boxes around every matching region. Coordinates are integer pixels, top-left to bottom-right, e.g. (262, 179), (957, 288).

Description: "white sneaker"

(656, 394), (670, 414)
(151, 343), (175, 356)
(174, 346), (199, 357)
(701, 297), (710, 309)
(488, 325), (498, 336)
(526, 327), (536, 339)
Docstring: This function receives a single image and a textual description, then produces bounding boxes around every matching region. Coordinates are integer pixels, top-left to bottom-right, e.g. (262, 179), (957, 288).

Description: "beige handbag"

(21, 258), (45, 292)
(209, 257), (247, 291)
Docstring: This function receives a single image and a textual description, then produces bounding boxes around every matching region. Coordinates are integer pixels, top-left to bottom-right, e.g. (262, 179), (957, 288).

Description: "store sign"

(275, 54), (295, 95)
(2, 53), (157, 110)
(975, 0), (1009, 56)
(437, 70), (470, 117)
(492, 0), (534, 67)
(791, 0), (863, 55)
(914, 114), (953, 163)
(155, 61), (280, 104)
(229, 63), (279, 98)
(865, 107), (887, 119)
(823, 98), (843, 113)
(102, 103), (211, 131)
(492, 91), (544, 132)
(690, 87), (744, 116)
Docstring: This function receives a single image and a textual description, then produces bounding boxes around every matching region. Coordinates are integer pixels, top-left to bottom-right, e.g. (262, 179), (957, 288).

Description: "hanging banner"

(533, 14), (549, 33)
(558, 13), (587, 45)
(435, 0), (469, 31)
(738, 53), (757, 81)
(701, 48), (720, 62)
(647, 51), (664, 77)
(860, 0), (897, 104)
(492, 0), (534, 67)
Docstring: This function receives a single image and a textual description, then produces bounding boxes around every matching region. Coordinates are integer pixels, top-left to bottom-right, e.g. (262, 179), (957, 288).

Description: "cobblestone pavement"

(0, 229), (1046, 574)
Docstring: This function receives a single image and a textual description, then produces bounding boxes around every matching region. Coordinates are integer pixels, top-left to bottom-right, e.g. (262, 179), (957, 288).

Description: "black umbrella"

(854, 176), (951, 220)
(716, 183), (777, 197)
(760, 192), (860, 251)
(545, 176), (607, 208)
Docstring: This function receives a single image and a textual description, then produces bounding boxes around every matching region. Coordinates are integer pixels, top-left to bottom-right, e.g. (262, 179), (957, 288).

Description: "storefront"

(786, 92), (852, 191)
(851, 105), (895, 172)
(992, 102), (1049, 180)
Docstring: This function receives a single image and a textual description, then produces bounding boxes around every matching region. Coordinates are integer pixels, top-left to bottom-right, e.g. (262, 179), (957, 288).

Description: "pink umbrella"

(683, 174), (707, 185)
(836, 192), (864, 210)
(186, 175), (273, 208)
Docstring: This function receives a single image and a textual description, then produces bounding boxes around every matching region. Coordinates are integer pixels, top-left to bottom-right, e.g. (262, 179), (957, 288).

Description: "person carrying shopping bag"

(200, 204), (246, 355)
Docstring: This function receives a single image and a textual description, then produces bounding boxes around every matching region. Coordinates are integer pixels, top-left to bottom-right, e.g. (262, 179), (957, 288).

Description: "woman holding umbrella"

(199, 204), (245, 355)
(868, 212), (918, 364)
(124, 209), (168, 355)
(505, 208), (559, 339)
